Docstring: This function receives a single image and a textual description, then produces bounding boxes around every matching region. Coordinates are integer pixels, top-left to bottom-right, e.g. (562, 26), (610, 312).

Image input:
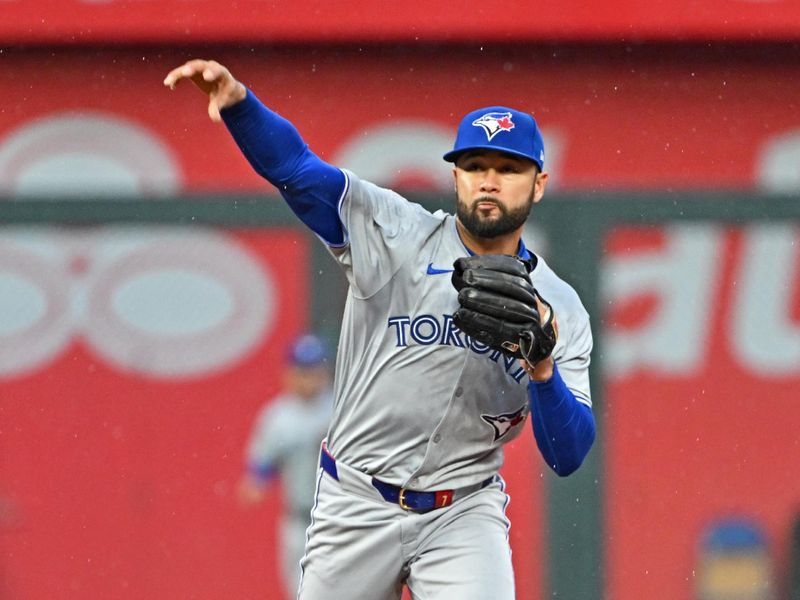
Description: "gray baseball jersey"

(245, 388), (333, 594)
(325, 170), (592, 490)
(245, 388), (334, 516)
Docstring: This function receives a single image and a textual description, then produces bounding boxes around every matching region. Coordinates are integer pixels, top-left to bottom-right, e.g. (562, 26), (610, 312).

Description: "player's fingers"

(182, 58), (212, 73)
(208, 98), (222, 123)
(163, 66), (187, 89)
(163, 59), (209, 89)
(533, 291), (553, 324)
(201, 60), (229, 82)
(534, 297), (548, 322)
(202, 63), (221, 82)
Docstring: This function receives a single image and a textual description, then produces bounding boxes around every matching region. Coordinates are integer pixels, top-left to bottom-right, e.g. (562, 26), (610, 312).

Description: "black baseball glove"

(451, 254), (557, 366)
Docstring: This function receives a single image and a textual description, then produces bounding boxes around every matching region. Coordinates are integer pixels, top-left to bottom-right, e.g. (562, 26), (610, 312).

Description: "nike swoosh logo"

(427, 263), (454, 275)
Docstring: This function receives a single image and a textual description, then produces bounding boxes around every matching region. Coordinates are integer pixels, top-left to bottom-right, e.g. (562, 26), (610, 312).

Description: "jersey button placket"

(454, 387), (463, 397)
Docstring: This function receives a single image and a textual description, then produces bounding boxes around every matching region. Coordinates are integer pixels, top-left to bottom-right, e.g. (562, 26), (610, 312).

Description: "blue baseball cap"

(702, 518), (767, 552)
(443, 106), (545, 170)
(287, 334), (328, 367)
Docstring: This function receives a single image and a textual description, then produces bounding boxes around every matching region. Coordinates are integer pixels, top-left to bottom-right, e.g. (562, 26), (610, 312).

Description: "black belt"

(320, 443), (496, 513)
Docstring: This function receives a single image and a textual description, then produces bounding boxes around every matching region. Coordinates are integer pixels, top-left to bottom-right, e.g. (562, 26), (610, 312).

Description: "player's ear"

(452, 166), (459, 191)
(533, 171), (549, 204)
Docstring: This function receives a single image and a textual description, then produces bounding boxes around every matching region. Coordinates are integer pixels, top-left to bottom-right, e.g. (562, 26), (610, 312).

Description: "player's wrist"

(521, 356), (554, 382)
(217, 83), (248, 117)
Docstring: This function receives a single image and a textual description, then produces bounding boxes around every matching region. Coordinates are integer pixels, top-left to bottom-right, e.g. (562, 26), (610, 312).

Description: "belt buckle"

(398, 488), (412, 511)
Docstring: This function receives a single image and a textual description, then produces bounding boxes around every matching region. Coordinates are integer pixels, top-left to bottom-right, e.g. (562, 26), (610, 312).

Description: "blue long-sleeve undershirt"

(220, 89), (595, 477)
(220, 89), (347, 246)
(528, 363), (596, 476)
(247, 462), (278, 483)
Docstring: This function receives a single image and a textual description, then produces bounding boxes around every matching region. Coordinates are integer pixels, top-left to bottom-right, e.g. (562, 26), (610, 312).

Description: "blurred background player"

(695, 517), (776, 600)
(237, 334), (333, 599)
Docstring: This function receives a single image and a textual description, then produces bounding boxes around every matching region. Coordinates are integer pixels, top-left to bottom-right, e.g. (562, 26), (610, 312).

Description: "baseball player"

(164, 59), (596, 600)
(237, 334), (333, 598)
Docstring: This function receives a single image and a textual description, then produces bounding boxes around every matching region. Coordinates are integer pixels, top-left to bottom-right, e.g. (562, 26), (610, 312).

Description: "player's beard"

(456, 190), (534, 239)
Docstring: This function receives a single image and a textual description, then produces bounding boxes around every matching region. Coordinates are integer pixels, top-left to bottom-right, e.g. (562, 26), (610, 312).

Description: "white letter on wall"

(733, 224), (800, 376)
(602, 225), (723, 377)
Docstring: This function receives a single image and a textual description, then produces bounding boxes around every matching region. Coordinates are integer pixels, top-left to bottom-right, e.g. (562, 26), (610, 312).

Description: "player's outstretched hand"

(163, 59), (247, 122)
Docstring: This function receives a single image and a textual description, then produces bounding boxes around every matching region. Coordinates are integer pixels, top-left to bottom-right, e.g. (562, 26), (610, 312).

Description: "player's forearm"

(221, 88), (308, 181)
(246, 461), (278, 483)
(221, 89), (347, 245)
(528, 364), (596, 476)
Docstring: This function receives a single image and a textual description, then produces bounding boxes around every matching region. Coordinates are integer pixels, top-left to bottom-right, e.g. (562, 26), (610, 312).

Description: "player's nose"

(479, 169), (501, 192)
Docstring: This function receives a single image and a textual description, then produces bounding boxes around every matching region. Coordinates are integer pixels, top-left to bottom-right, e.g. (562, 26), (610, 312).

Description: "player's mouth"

(473, 197), (503, 214)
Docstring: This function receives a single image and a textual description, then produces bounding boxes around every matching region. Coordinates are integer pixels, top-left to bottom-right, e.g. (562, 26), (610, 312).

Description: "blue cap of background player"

(287, 334), (328, 367)
(443, 106), (545, 171)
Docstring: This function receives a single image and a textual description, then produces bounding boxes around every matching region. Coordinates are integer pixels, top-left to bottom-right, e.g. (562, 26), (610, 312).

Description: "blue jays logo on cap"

(443, 105), (545, 171)
(472, 112), (515, 141)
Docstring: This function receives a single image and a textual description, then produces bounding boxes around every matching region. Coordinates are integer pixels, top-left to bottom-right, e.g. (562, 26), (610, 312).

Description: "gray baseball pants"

(296, 458), (514, 600)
